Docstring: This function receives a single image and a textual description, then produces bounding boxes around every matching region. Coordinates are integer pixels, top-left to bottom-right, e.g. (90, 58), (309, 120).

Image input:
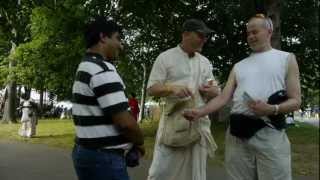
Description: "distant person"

(184, 14), (301, 180)
(285, 113), (295, 126)
(128, 93), (140, 121)
(18, 96), (38, 138)
(60, 107), (67, 119)
(71, 16), (144, 180)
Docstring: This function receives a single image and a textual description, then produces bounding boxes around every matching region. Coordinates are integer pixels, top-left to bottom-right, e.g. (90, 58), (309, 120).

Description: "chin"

(195, 47), (202, 53)
(250, 46), (261, 52)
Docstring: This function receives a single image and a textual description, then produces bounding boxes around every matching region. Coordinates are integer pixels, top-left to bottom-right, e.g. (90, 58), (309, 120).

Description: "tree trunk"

(1, 83), (17, 124)
(264, 0), (281, 49)
(1, 43), (17, 124)
(138, 63), (147, 123)
(17, 85), (21, 106)
(24, 86), (31, 99)
(39, 89), (44, 117)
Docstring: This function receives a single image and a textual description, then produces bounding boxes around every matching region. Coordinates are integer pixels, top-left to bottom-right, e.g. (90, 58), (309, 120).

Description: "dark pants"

(72, 144), (129, 180)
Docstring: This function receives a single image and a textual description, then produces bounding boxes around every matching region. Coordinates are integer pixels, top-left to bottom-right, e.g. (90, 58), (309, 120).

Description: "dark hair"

(84, 16), (122, 48)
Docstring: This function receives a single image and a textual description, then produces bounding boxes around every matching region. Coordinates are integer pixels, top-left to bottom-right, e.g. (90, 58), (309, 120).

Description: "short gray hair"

(249, 14), (273, 31)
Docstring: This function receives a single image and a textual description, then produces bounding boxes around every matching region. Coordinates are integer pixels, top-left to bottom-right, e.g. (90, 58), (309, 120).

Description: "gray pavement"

(0, 140), (317, 180)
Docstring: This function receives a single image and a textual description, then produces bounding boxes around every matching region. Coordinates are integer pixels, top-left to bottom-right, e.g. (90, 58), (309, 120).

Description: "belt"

(76, 144), (125, 156)
(97, 148), (125, 156)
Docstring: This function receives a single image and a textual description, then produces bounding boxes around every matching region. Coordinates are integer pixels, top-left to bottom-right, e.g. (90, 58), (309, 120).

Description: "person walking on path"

(71, 16), (144, 180)
(184, 14), (301, 180)
(18, 96), (38, 138)
(147, 19), (220, 180)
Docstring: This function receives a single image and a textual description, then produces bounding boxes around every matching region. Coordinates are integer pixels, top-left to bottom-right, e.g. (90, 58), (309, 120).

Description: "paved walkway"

(0, 141), (317, 180)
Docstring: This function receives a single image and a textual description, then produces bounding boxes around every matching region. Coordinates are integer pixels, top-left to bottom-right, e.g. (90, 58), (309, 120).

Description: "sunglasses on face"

(195, 32), (210, 40)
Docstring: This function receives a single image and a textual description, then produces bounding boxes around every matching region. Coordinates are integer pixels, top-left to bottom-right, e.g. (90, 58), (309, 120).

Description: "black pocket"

(230, 114), (266, 139)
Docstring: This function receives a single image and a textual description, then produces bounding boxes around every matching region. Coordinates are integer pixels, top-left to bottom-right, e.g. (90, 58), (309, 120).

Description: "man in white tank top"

(183, 14), (301, 180)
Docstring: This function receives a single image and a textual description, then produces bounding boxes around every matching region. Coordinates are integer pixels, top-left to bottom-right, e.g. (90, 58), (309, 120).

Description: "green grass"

(0, 119), (318, 177)
(287, 123), (319, 177)
(0, 119), (75, 149)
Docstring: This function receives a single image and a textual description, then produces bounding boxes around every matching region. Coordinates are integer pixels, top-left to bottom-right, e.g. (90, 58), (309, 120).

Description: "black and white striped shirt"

(72, 52), (130, 149)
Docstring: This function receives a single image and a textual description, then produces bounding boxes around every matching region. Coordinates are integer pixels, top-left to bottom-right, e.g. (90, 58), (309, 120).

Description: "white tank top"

(231, 49), (290, 116)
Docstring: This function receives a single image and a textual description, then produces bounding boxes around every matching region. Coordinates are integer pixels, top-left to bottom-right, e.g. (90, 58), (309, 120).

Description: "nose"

(247, 34), (255, 42)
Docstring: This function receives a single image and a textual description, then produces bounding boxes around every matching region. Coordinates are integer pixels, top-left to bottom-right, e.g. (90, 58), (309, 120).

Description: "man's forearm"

(122, 125), (144, 146)
(113, 111), (144, 145)
(147, 83), (172, 97)
(278, 98), (301, 114)
(201, 94), (228, 116)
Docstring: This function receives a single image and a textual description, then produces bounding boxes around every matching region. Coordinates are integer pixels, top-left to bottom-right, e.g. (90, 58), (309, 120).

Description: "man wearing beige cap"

(146, 19), (220, 180)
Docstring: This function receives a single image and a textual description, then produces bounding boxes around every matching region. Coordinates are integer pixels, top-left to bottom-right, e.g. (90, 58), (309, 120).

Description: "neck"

(180, 43), (195, 57)
(86, 46), (106, 60)
(254, 42), (272, 53)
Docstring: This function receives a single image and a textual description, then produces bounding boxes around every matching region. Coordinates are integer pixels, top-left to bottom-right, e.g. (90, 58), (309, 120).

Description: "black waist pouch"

(230, 114), (266, 139)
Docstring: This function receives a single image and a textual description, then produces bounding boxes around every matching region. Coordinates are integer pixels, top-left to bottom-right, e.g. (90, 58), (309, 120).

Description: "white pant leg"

(25, 121), (32, 137)
(148, 143), (193, 180)
(19, 121), (31, 137)
(19, 122), (27, 137)
(192, 141), (208, 180)
(251, 128), (292, 180)
(225, 129), (257, 180)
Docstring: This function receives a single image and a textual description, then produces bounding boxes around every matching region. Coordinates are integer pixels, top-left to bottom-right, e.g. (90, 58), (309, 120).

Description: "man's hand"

(135, 145), (145, 157)
(199, 84), (220, 100)
(168, 85), (193, 99)
(248, 100), (275, 116)
(182, 108), (204, 121)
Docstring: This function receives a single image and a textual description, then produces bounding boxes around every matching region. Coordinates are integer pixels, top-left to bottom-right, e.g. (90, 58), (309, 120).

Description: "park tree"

(0, 0), (37, 123)
(0, 0), (317, 122)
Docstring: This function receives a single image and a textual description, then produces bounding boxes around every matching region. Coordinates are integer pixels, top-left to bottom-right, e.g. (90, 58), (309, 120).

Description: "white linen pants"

(225, 127), (292, 180)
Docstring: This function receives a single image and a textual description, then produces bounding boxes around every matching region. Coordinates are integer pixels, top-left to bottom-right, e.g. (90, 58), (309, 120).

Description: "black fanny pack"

(230, 114), (266, 139)
(230, 90), (289, 139)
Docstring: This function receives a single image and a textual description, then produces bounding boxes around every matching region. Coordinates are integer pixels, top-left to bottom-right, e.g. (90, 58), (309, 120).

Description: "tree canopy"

(0, 0), (318, 107)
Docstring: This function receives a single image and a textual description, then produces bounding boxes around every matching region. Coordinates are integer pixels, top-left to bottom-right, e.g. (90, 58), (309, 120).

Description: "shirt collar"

(176, 44), (197, 59)
(85, 52), (105, 61)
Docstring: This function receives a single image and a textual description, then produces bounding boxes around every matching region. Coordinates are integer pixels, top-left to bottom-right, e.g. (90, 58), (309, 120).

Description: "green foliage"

(13, 3), (86, 98)
(281, 1), (319, 105)
(0, 0), (318, 103)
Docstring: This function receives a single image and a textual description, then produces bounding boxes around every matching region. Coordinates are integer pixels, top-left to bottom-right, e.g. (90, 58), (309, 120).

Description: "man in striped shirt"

(71, 16), (144, 180)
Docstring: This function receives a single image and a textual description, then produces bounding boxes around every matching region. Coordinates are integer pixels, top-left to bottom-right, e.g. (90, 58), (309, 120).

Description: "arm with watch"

(247, 54), (301, 117)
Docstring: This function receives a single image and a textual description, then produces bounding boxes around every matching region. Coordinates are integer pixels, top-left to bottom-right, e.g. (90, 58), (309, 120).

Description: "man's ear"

(99, 32), (107, 43)
(267, 29), (273, 36)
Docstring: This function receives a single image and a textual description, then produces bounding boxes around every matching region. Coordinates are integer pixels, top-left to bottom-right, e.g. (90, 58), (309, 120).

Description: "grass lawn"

(0, 118), (318, 177)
